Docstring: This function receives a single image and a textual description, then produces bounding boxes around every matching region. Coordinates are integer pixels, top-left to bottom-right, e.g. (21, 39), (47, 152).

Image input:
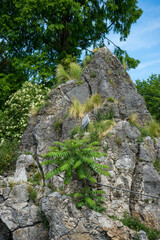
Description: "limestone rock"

(1, 47), (160, 239)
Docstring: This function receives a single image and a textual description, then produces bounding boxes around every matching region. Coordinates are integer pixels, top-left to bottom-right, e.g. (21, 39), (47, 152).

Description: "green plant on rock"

(153, 158), (160, 174)
(54, 118), (63, 134)
(41, 137), (110, 184)
(70, 187), (106, 213)
(88, 120), (115, 140)
(27, 185), (37, 203)
(0, 138), (19, 175)
(55, 62), (82, 83)
(0, 81), (49, 142)
(69, 94), (102, 119)
(83, 55), (93, 68)
(120, 212), (160, 240)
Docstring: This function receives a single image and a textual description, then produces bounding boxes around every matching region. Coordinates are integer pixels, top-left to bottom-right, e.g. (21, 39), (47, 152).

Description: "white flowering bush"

(0, 81), (50, 142)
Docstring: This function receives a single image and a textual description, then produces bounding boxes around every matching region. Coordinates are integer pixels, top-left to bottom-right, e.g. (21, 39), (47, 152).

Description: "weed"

(109, 78), (113, 84)
(69, 97), (85, 119)
(83, 55), (93, 68)
(129, 113), (139, 126)
(23, 151), (33, 155)
(55, 62), (82, 83)
(105, 57), (110, 63)
(107, 97), (115, 103)
(90, 71), (96, 78)
(138, 159), (144, 162)
(120, 97), (125, 103)
(9, 180), (15, 189)
(70, 126), (80, 138)
(28, 172), (42, 186)
(39, 209), (50, 230)
(54, 119), (63, 133)
(0, 139), (19, 175)
(120, 212), (160, 240)
(69, 94), (102, 119)
(27, 185), (37, 203)
(108, 68), (112, 75)
(115, 136), (122, 147)
(153, 158), (160, 174)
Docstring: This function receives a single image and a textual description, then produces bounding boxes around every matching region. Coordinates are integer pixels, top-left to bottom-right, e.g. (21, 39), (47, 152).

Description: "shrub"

(27, 185), (37, 203)
(0, 138), (19, 175)
(41, 136), (110, 184)
(0, 81), (50, 142)
(70, 187), (106, 213)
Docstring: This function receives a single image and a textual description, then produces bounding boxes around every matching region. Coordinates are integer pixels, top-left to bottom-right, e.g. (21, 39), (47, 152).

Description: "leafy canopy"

(135, 74), (160, 121)
(41, 136), (110, 184)
(0, 0), (142, 83)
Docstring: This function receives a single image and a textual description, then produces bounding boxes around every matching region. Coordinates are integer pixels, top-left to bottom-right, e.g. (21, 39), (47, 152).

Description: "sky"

(106, 0), (160, 82)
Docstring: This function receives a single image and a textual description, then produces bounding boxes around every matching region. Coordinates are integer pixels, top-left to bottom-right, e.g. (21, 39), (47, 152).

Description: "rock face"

(0, 47), (159, 239)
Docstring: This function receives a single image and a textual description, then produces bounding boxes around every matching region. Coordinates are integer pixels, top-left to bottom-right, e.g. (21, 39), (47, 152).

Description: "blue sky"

(106, 0), (160, 82)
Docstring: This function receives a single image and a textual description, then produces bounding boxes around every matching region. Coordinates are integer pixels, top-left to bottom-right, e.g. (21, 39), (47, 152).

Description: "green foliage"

(39, 210), (50, 230)
(69, 97), (85, 119)
(0, 138), (19, 175)
(135, 74), (160, 121)
(41, 137), (110, 184)
(83, 55), (93, 68)
(114, 48), (140, 70)
(0, 81), (49, 142)
(0, 0), (142, 83)
(27, 185), (37, 203)
(120, 212), (160, 240)
(28, 172), (42, 186)
(107, 97), (116, 102)
(90, 71), (96, 78)
(96, 108), (114, 122)
(88, 120), (115, 140)
(70, 187), (106, 213)
(153, 158), (160, 175)
(0, 41), (27, 110)
(69, 94), (102, 119)
(55, 62), (82, 83)
(54, 119), (63, 134)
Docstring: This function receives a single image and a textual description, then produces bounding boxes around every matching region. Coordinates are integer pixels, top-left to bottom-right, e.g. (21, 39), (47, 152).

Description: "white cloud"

(137, 59), (160, 70)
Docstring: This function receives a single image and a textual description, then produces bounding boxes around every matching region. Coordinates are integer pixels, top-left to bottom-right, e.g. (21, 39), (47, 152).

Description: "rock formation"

(0, 47), (160, 240)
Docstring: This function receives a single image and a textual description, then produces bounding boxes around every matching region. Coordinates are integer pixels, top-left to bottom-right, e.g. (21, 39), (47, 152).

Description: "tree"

(0, 0), (142, 83)
(135, 74), (160, 121)
(0, 41), (27, 109)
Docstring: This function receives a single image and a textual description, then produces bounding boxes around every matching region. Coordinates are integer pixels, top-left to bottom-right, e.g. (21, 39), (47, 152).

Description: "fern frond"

(84, 196), (96, 208)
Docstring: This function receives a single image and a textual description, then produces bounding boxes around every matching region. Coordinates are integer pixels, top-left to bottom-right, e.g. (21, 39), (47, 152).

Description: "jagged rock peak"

(0, 47), (159, 240)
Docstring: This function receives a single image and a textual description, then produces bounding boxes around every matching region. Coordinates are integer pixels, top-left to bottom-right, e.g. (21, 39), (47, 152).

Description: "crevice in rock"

(32, 133), (45, 186)
(129, 143), (141, 217)
(12, 221), (42, 232)
(0, 219), (13, 240)
(83, 75), (92, 96)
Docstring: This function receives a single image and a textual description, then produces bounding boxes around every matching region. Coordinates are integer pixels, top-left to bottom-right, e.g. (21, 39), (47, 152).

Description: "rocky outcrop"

(0, 47), (159, 239)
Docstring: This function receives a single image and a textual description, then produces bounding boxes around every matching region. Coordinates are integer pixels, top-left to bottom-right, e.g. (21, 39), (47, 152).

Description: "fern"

(41, 136), (109, 184)
(70, 187), (106, 212)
